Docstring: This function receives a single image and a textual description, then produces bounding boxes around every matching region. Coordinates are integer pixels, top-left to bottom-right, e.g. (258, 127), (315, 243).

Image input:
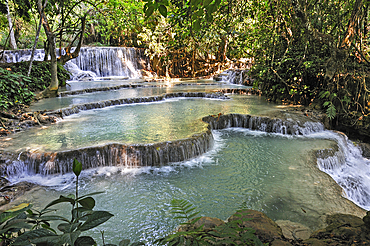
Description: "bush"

(0, 62), (70, 111)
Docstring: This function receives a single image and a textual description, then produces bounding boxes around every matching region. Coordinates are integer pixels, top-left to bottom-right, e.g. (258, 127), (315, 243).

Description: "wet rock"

(305, 213), (370, 245)
(178, 216), (225, 232)
(270, 239), (293, 246)
(276, 220), (312, 240)
(228, 209), (284, 243)
(358, 142), (370, 158)
(0, 178), (36, 207)
(362, 211), (370, 230)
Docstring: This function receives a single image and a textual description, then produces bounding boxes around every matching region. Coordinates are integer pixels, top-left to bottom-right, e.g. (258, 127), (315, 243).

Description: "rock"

(275, 220), (312, 240)
(270, 239), (293, 246)
(0, 180), (36, 207)
(307, 213), (370, 245)
(358, 143), (370, 158)
(228, 209), (283, 243)
(302, 238), (328, 246)
(178, 216), (225, 232)
(362, 211), (370, 230)
(326, 213), (364, 228)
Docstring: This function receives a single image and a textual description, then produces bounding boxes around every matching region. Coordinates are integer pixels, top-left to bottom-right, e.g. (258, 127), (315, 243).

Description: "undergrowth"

(0, 62), (70, 111)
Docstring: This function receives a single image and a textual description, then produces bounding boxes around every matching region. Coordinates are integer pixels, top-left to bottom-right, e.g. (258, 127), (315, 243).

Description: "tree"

(5, 0), (17, 49)
(35, 0), (92, 96)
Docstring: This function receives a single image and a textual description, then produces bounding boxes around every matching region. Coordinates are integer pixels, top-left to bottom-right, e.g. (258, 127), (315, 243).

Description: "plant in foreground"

(155, 199), (265, 246)
(2, 158), (143, 246)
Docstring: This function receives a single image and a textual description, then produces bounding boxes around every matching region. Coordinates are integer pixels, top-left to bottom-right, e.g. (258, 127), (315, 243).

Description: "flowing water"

(1, 48), (369, 245)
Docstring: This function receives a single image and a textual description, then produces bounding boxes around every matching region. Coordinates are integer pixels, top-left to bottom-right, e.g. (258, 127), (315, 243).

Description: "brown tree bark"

(37, 0), (58, 93)
(58, 15), (87, 64)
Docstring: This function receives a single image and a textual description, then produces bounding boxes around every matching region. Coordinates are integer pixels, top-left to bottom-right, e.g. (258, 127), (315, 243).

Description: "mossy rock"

(228, 209), (284, 243)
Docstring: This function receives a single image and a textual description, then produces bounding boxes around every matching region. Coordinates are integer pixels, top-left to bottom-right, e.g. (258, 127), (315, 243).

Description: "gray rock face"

(359, 142), (370, 158)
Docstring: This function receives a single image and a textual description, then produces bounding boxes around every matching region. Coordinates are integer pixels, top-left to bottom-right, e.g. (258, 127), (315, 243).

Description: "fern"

(170, 199), (200, 224)
(326, 102), (337, 120)
(156, 201), (265, 246)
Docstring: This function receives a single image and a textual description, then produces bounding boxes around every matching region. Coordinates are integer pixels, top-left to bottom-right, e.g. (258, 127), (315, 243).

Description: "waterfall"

(0, 47), (150, 80)
(213, 69), (252, 85)
(202, 113), (324, 135)
(2, 130), (214, 176)
(67, 47), (149, 79)
(316, 131), (370, 210)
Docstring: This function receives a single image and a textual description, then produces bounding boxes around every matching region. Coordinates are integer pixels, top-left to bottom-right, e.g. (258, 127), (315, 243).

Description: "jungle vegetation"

(0, 0), (369, 138)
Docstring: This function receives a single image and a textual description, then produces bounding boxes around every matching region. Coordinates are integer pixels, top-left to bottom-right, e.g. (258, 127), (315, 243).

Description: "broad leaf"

(145, 5), (155, 17)
(78, 211), (114, 231)
(0, 203), (32, 224)
(38, 215), (70, 222)
(72, 207), (93, 221)
(74, 236), (96, 246)
(59, 231), (81, 245)
(158, 5), (167, 17)
(44, 195), (76, 209)
(5, 203), (31, 213)
(78, 191), (105, 200)
(12, 228), (57, 246)
(78, 197), (95, 210)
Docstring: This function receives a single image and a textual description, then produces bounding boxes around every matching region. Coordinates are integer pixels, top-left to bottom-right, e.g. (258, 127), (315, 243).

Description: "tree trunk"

(28, 0), (47, 76)
(5, 0), (17, 50)
(58, 16), (87, 64)
(37, 0), (58, 93)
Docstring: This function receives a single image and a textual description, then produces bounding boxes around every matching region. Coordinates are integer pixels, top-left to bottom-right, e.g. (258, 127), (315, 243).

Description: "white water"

(316, 131), (370, 210)
(0, 47), (148, 80)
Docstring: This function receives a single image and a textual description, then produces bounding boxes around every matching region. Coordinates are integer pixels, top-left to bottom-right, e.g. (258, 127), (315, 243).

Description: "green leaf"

(59, 231), (81, 245)
(145, 5), (155, 17)
(0, 203), (32, 224)
(44, 195), (75, 209)
(158, 5), (167, 17)
(193, 19), (201, 31)
(203, 0), (213, 7)
(12, 228), (57, 246)
(327, 103), (336, 120)
(78, 197), (95, 210)
(78, 211), (114, 231)
(78, 191), (105, 200)
(38, 215), (70, 222)
(73, 158), (82, 177)
(72, 207), (93, 221)
(74, 236), (96, 246)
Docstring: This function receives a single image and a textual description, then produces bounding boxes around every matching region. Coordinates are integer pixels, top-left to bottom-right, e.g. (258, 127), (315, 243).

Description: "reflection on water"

(13, 129), (365, 245)
(4, 95), (281, 152)
(3, 79), (367, 245)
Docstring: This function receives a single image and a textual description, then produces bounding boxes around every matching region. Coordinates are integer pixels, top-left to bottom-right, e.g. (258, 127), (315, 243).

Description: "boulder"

(358, 142), (370, 158)
(228, 209), (284, 243)
(276, 220), (312, 240)
(178, 216), (225, 232)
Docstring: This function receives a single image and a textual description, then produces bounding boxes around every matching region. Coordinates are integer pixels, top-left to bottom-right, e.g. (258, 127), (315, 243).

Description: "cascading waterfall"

(67, 47), (149, 79)
(2, 130), (214, 176)
(316, 131), (370, 210)
(0, 47), (150, 80)
(2, 113), (326, 177)
(213, 69), (251, 85)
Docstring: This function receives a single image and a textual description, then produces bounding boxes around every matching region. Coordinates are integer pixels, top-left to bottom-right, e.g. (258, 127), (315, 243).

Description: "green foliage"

(155, 199), (264, 246)
(0, 62), (70, 111)
(0, 67), (34, 110)
(10, 159), (113, 246)
(206, 211), (264, 246)
(0, 203), (33, 245)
